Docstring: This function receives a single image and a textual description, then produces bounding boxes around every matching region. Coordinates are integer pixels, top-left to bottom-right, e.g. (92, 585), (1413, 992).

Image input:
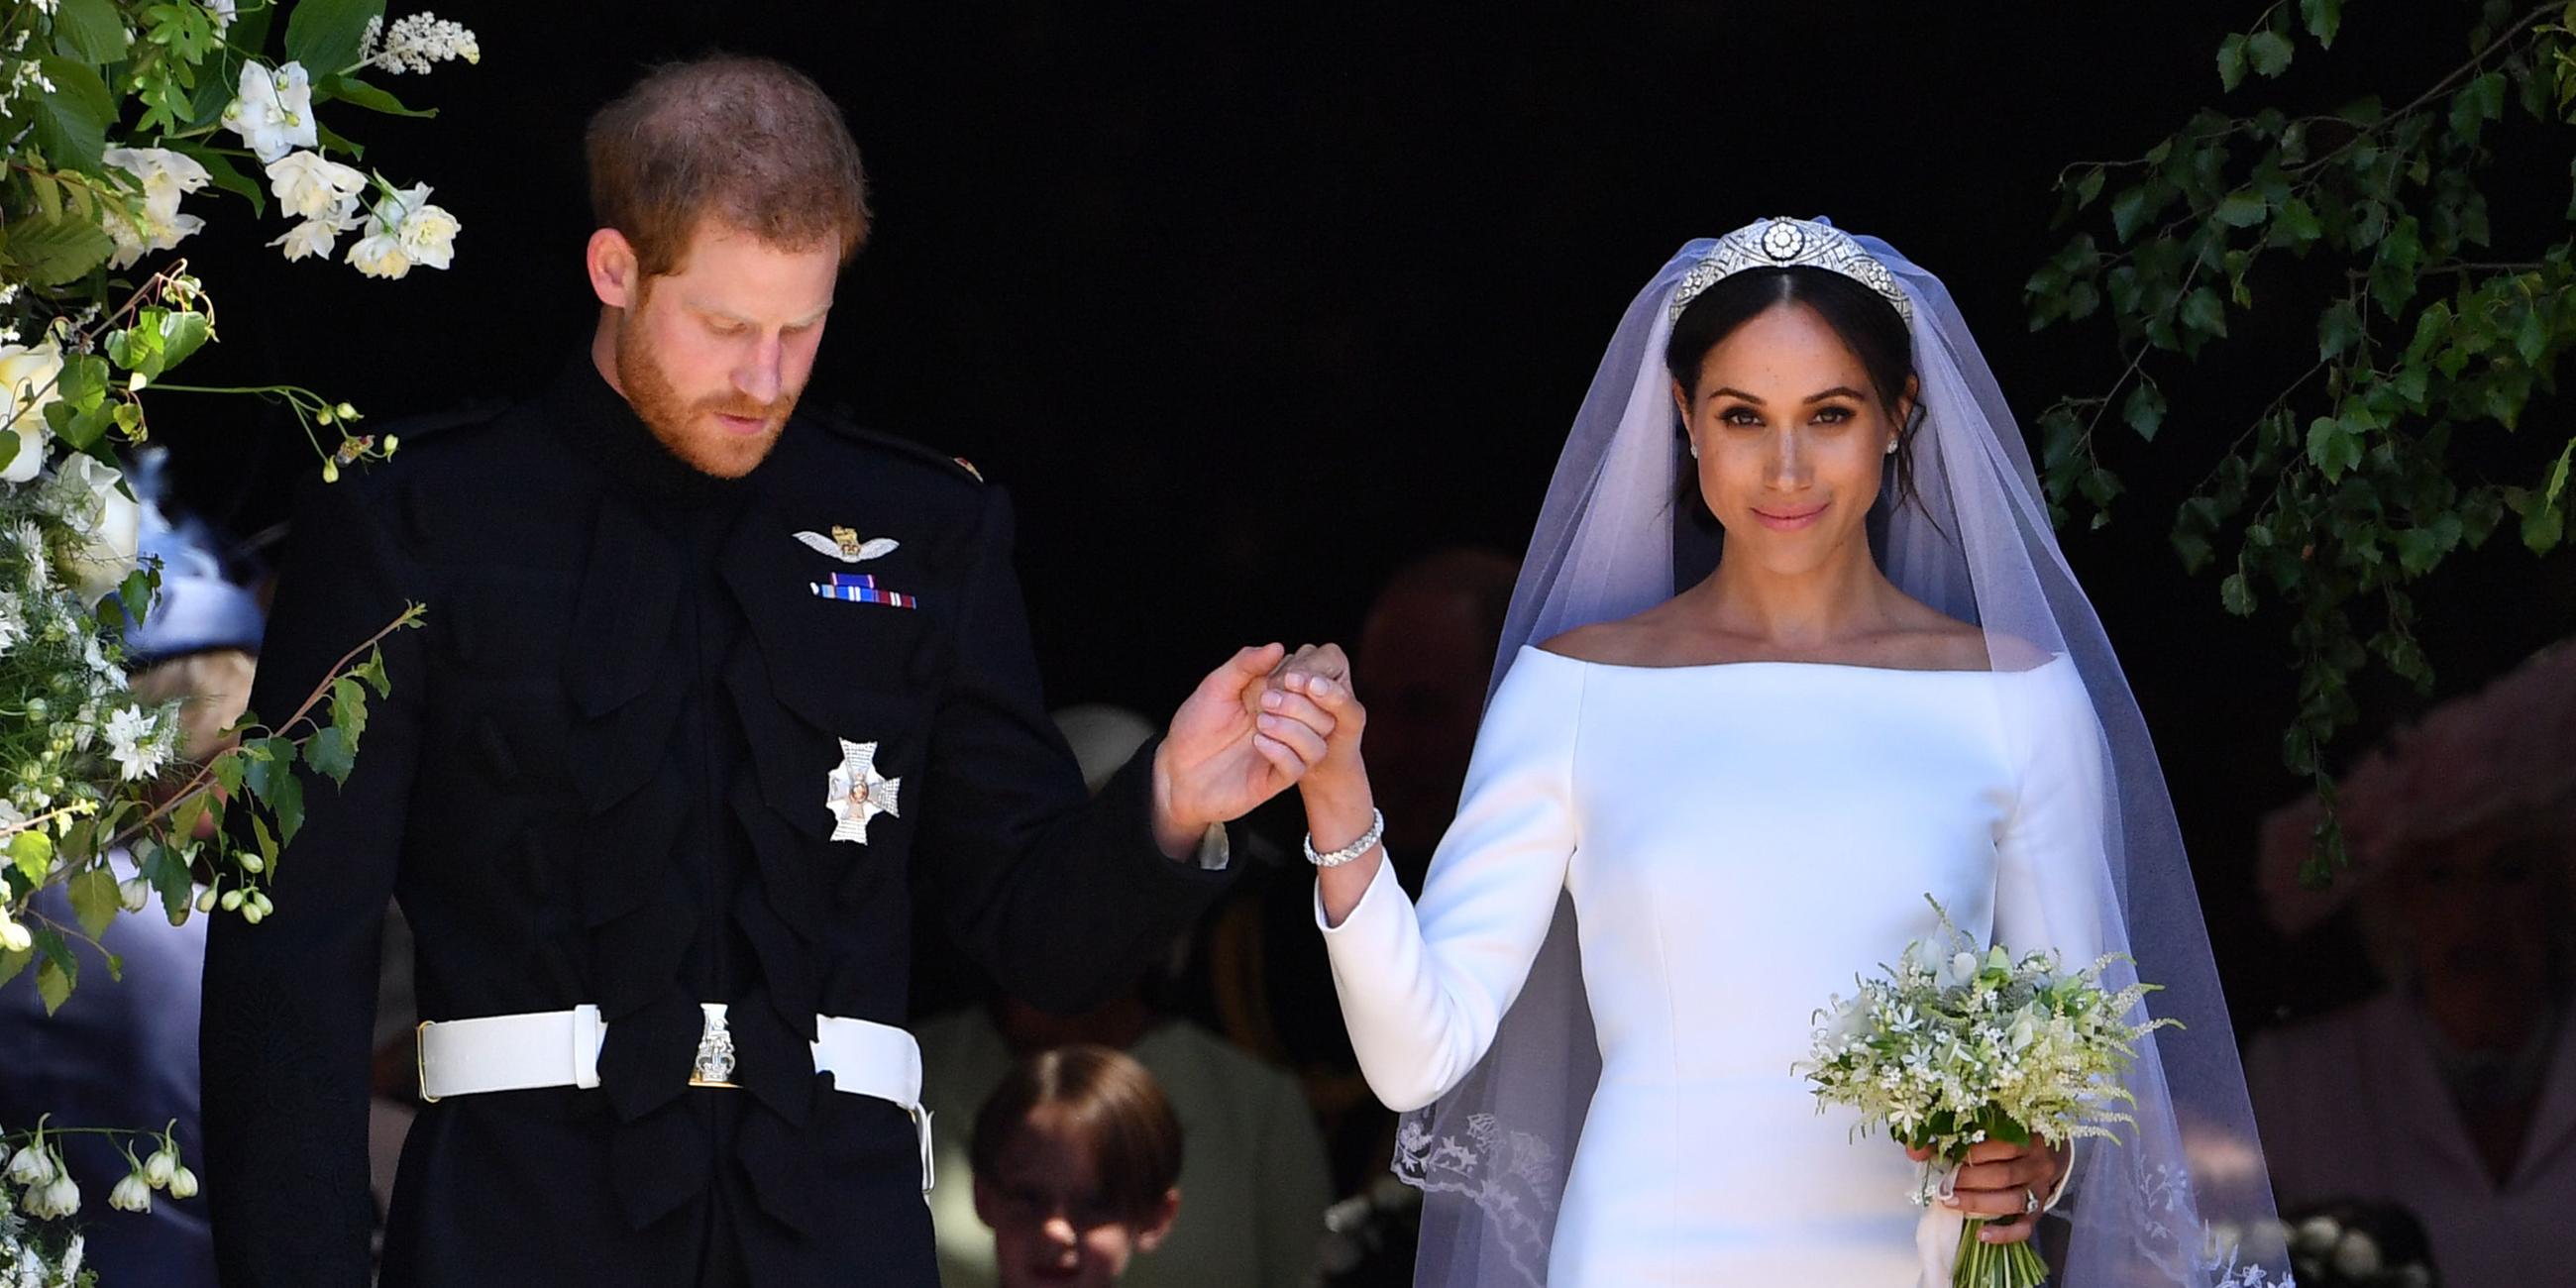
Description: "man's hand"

(1148, 643), (1340, 857)
(1909, 1138), (2069, 1245)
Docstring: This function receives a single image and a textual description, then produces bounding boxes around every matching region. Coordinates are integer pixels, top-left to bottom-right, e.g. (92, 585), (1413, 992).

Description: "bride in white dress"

(1254, 221), (2295, 1287)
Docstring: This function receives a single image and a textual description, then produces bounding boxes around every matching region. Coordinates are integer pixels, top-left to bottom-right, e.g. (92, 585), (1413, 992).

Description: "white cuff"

(1314, 852), (1399, 933)
(1194, 822), (1231, 871)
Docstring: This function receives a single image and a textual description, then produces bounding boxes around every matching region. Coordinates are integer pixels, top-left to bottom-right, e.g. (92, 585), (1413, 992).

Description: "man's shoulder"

(794, 412), (992, 492)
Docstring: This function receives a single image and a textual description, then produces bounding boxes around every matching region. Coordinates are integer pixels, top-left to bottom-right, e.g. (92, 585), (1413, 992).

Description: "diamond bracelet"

(1304, 808), (1386, 868)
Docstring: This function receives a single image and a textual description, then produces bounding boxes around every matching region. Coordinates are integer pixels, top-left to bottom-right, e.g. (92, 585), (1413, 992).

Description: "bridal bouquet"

(1798, 898), (2173, 1288)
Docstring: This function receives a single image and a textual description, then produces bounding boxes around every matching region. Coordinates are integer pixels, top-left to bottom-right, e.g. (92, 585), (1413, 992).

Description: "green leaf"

(7, 213), (116, 286)
(2217, 35), (2249, 91)
(2548, 438), (2576, 507)
(2110, 184), (2155, 243)
(330, 677), (370, 741)
(2221, 573), (2257, 615)
(2076, 167), (2105, 207)
(32, 924), (76, 1014)
(2317, 299), (2364, 360)
(0, 948), (30, 989)
(2276, 196), (2322, 247)
(2524, 499), (2565, 553)
(33, 57), (115, 175)
(318, 74), (437, 118)
(2247, 30), (2295, 78)
(2122, 381), (2167, 441)
(2308, 415), (2363, 481)
(51, 0), (132, 62)
(160, 310), (213, 373)
(303, 725), (355, 786)
(66, 867), (119, 942)
(285, 0), (389, 77)
(2214, 191), (2269, 227)
(213, 749), (246, 800)
(269, 770), (305, 847)
(251, 812), (278, 869)
(2452, 70), (2510, 144)
(2516, 304), (2550, 367)
(2180, 287), (2229, 339)
(140, 840), (195, 923)
(2301, 0), (2342, 46)
(11, 828), (54, 887)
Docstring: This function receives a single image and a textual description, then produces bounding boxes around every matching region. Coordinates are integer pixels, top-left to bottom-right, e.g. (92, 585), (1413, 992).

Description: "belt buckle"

(415, 1020), (440, 1104)
(688, 1003), (738, 1089)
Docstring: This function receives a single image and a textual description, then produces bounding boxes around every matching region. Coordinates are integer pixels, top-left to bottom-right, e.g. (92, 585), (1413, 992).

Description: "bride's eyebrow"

(1803, 385), (1868, 403)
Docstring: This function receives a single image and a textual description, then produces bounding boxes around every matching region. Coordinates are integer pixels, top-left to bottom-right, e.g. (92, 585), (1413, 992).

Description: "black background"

(151, 1), (2576, 1029)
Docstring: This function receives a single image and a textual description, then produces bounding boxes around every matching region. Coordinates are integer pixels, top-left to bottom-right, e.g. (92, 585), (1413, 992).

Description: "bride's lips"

(1751, 501), (1828, 532)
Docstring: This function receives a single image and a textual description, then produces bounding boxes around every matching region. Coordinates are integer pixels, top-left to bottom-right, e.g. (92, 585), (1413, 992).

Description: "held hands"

(1259, 644), (1367, 799)
(1149, 643), (1343, 856)
(1908, 1138), (2070, 1245)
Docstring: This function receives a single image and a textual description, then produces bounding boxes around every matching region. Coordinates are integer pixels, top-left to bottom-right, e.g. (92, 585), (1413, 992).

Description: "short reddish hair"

(586, 54), (870, 277)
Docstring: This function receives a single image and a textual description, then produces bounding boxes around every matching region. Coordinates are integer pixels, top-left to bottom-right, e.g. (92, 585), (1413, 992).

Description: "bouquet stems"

(1954, 1219), (2049, 1288)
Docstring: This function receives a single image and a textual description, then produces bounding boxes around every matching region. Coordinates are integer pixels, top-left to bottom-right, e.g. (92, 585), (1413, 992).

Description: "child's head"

(971, 1044), (1182, 1288)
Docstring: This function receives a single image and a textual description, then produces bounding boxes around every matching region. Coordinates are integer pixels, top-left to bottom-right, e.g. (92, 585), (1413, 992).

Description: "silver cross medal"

(827, 739), (902, 844)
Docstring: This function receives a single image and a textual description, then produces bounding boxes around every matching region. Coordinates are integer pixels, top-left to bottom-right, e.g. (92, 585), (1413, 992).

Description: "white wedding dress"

(1320, 645), (2104, 1285)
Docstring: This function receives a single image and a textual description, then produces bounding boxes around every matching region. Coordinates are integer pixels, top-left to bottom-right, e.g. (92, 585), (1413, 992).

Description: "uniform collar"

(545, 355), (761, 510)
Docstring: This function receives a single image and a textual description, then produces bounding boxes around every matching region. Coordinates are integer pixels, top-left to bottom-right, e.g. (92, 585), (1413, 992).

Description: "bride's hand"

(1259, 644), (1368, 798)
(1908, 1138), (2068, 1245)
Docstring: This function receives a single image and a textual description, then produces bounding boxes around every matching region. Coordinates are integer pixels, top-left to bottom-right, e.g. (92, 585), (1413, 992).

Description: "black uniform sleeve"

(916, 486), (1230, 1013)
(201, 475), (427, 1286)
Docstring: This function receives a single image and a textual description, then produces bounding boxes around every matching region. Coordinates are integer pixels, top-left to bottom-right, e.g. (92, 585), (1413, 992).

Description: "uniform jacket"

(201, 361), (1233, 1286)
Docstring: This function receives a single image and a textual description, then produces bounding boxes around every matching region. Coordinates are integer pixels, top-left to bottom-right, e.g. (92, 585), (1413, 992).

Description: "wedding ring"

(2022, 1186), (2041, 1215)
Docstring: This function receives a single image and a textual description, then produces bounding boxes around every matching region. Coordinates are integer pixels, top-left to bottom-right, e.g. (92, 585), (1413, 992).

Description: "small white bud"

(6, 1142), (54, 1186)
(194, 888), (218, 913)
(143, 1146), (176, 1188)
(109, 1172), (152, 1213)
(119, 877), (152, 912)
(240, 903), (265, 924)
(239, 852), (265, 873)
(167, 1165), (198, 1199)
(218, 889), (244, 912)
(0, 915), (30, 954)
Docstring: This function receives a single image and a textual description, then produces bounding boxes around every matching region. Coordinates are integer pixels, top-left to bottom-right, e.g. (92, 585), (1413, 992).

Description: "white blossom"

(165, 1165), (197, 1200)
(346, 182), (460, 278)
(46, 457), (140, 604)
(23, 1173), (76, 1222)
(205, 0), (236, 32)
(107, 1173), (151, 1214)
(101, 149), (212, 269)
(104, 706), (166, 783)
(0, 915), (28, 955)
(0, 343), (63, 484)
(364, 13), (480, 74)
(142, 1146), (175, 1188)
(3, 1144), (50, 1188)
(265, 151), (367, 223)
(270, 218), (345, 264)
(220, 61), (317, 163)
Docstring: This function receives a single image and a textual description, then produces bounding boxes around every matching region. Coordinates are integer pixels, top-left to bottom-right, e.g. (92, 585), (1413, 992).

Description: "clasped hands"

(1144, 642), (1363, 858)
(1909, 1139), (2071, 1245)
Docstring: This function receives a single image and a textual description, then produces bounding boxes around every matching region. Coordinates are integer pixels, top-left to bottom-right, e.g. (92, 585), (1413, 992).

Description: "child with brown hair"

(971, 1045), (1183, 1288)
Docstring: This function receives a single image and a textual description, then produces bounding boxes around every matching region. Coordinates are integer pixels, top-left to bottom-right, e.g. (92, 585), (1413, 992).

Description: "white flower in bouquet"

(102, 148), (212, 269)
(44, 456), (141, 604)
(206, 0), (237, 32)
(0, 343), (63, 483)
(107, 1172), (151, 1214)
(362, 13), (482, 74)
(221, 61), (318, 163)
(270, 218), (345, 263)
(266, 151), (367, 224)
(104, 705), (169, 784)
(3, 1143), (51, 1189)
(347, 182), (461, 279)
(1799, 898), (2173, 1288)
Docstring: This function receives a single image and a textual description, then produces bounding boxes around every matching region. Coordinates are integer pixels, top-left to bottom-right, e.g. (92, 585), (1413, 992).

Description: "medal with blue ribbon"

(808, 572), (918, 609)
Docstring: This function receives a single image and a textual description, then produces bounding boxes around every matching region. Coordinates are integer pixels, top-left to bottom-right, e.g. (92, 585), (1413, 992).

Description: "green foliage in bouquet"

(2025, 0), (2576, 885)
(0, 0), (475, 1276)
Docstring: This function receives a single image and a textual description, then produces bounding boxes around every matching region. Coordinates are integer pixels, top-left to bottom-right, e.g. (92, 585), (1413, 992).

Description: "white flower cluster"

(361, 12), (482, 74)
(100, 149), (212, 271)
(0, 1231), (84, 1288)
(1798, 901), (2171, 1192)
(0, 33), (55, 122)
(0, 1122), (193, 1283)
(0, 502), (172, 820)
(345, 183), (461, 279)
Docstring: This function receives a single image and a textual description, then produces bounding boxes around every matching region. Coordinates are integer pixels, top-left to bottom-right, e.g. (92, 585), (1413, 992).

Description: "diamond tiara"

(1668, 217), (1912, 323)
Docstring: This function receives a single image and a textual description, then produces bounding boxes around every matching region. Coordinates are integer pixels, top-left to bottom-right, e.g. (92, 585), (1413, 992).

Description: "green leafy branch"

(2027, 0), (2576, 884)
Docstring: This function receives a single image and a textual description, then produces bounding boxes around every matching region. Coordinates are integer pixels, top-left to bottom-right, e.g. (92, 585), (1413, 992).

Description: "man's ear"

(1133, 1187), (1181, 1252)
(972, 1176), (1001, 1228)
(588, 228), (641, 310)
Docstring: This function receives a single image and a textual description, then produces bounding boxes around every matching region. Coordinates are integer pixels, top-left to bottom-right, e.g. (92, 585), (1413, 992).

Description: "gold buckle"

(415, 1020), (440, 1104)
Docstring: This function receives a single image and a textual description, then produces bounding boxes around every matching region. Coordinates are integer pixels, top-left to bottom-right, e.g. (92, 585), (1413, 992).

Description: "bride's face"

(1672, 301), (1902, 575)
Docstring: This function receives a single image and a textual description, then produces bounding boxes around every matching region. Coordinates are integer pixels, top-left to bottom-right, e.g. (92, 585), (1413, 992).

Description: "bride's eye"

(1811, 405), (1856, 426)
(1719, 407), (1764, 427)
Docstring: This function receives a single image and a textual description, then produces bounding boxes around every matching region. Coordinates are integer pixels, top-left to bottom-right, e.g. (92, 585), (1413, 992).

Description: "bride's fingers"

(1256, 690), (1338, 740)
(1951, 1154), (2053, 1194)
(1251, 733), (1307, 778)
(1978, 1218), (2039, 1245)
(1255, 712), (1330, 767)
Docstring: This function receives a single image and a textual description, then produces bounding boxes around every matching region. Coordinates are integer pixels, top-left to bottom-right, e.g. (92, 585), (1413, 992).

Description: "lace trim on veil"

(1393, 1113), (1559, 1287)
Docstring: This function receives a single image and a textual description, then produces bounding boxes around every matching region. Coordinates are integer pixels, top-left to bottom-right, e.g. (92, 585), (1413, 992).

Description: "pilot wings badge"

(795, 525), (900, 564)
(826, 739), (903, 844)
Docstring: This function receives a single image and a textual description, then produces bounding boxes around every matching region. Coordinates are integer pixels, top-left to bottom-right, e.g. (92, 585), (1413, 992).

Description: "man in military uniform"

(200, 56), (1342, 1286)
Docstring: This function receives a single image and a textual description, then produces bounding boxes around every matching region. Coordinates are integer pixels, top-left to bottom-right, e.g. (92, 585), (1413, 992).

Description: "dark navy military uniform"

(201, 360), (1233, 1285)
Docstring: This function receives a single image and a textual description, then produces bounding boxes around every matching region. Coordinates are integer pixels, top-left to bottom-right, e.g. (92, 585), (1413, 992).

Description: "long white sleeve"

(1315, 650), (1582, 1113)
(1991, 657), (2111, 1211)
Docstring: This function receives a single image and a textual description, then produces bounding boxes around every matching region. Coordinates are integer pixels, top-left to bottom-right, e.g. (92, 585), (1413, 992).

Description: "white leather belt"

(415, 1003), (935, 1191)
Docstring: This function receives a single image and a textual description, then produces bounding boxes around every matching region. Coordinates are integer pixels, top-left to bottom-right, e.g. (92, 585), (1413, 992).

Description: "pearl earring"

(1688, 439), (1700, 461)
(1884, 438), (1899, 457)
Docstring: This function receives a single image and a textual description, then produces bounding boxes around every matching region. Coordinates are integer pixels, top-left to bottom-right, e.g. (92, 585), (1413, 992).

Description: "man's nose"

(735, 335), (784, 403)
